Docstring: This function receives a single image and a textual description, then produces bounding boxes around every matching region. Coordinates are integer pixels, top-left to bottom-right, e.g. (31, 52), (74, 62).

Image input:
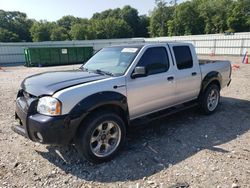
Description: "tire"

(199, 84), (220, 115)
(75, 111), (126, 163)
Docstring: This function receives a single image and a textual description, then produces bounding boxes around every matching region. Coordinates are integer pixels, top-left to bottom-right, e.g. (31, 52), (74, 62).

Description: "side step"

(130, 101), (199, 126)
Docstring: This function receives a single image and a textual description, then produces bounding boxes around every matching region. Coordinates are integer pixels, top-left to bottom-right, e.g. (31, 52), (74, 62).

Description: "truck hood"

(21, 70), (108, 96)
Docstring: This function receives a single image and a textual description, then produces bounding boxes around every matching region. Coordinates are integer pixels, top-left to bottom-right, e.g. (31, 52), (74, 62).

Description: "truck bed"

(199, 59), (231, 89)
(199, 59), (229, 65)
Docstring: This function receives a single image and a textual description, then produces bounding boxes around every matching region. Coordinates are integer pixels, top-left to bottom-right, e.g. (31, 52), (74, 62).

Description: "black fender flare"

(200, 71), (222, 95)
(69, 91), (129, 125)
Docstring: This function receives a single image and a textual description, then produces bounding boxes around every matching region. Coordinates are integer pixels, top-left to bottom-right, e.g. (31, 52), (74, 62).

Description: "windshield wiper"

(80, 67), (113, 76)
(94, 69), (114, 76)
(79, 66), (89, 72)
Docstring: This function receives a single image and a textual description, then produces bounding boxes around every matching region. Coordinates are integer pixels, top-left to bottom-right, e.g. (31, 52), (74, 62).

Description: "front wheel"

(199, 84), (220, 114)
(75, 111), (126, 163)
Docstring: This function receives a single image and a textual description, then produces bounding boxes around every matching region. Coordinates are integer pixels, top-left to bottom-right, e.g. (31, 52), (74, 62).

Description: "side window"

(137, 47), (169, 75)
(173, 46), (193, 70)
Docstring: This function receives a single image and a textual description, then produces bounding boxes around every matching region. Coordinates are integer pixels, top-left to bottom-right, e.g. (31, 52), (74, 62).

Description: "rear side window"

(173, 46), (193, 69)
(137, 47), (169, 75)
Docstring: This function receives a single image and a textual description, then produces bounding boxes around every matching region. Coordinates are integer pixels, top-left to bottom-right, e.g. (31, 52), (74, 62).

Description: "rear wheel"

(75, 111), (126, 163)
(199, 84), (220, 114)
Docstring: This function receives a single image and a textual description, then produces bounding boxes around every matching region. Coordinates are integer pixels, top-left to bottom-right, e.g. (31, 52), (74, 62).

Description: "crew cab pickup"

(13, 43), (231, 163)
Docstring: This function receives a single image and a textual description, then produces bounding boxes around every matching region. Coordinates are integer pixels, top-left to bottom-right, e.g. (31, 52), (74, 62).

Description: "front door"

(126, 46), (176, 119)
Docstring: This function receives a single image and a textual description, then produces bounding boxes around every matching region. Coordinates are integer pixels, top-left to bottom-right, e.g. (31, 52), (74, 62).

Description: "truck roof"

(105, 44), (145, 49)
(105, 42), (192, 49)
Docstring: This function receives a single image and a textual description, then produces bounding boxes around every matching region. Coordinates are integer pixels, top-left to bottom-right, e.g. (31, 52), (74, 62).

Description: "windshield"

(82, 47), (140, 76)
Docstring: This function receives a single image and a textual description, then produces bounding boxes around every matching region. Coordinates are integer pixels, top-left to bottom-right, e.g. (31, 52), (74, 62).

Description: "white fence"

(146, 32), (250, 56)
(0, 32), (250, 65)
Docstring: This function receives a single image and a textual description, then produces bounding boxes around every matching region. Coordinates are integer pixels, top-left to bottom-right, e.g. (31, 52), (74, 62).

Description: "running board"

(130, 101), (199, 126)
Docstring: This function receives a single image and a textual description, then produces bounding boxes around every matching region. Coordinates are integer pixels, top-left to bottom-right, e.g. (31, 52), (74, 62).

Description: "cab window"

(173, 46), (193, 69)
(137, 47), (170, 75)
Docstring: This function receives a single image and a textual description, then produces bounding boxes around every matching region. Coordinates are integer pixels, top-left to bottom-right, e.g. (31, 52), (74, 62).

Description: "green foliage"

(197, 0), (232, 34)
(227, 0), (250, 32)
(120, 5), (140, 36)
(91, 6), (145, 37)
(30, 21), (52, 42)
(137, 15), (150, 37)
(0, 27), (19, 42)
(149, 0), (174, 37)
(92, 8), (121, 20)
(168, 1), (204, 36)
(151, 0), (249, 37)
(50, 26), (69, 41)
(0, 0), (249, 42)
(0, 10), (32, 42)
(57, 15), (81, 30)
(70, 24), (89, 40)
(90, 18), (133, 39)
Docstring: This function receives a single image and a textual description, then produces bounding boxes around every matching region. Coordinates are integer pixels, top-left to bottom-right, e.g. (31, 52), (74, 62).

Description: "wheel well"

(201, 71), (222, 93)
(199, 79), (221, 99)
(208, 80), (221, 91)
(77, 104), (129, 130)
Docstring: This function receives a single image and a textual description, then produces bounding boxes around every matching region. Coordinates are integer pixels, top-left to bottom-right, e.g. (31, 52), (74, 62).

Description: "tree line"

(0, 0), (249, 42)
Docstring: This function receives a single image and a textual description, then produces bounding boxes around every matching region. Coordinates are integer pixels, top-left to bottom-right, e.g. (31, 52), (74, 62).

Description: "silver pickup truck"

(13, 43), (231, 163)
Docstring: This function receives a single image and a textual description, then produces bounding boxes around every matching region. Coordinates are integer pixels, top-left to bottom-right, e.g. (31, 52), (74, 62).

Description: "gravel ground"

(0, 56), (249, 188)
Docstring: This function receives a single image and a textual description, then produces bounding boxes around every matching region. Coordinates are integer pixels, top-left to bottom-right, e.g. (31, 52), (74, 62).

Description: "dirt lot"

(0, 56), (249, 188)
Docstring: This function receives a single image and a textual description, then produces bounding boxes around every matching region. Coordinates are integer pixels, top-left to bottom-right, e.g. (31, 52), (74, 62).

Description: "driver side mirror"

(131, 66), (147, 79)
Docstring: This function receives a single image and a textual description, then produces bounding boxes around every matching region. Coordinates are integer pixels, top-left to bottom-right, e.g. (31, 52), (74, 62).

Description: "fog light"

(36, 132), (43, 142)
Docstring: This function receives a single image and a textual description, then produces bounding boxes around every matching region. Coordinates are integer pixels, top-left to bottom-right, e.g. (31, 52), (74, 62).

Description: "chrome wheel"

(90, 121), (121, 157)
(207, 88), (219, 111)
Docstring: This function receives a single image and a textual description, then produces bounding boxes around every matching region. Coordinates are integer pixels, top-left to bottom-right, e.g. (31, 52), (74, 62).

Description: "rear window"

(173, 46), (193, 70)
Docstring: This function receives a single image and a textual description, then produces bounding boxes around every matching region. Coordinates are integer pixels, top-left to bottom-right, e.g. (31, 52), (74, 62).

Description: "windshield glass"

(83, 47), (140, 76)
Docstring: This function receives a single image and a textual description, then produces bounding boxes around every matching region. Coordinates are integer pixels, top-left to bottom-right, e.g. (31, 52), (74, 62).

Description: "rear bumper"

(13, 98), (80, 145)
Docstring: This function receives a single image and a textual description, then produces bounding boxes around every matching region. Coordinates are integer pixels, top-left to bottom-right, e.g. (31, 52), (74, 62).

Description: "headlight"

(37, 97), (61, 116)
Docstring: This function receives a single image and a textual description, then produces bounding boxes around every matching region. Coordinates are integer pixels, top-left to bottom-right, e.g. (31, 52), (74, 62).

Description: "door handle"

(167, 76), (174, 81)
(192, 72), (197, 76)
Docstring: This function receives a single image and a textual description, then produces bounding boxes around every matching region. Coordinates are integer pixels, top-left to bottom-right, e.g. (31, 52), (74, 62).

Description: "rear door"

(168, 44), (201, 103)
(126, 46), (177, 119)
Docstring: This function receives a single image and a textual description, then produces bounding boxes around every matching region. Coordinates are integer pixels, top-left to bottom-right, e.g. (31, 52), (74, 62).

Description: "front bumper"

(13, 97), (80, 145)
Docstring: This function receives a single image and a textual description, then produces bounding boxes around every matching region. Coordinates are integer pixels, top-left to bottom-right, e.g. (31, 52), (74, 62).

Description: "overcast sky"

(0, 0), (173, 21)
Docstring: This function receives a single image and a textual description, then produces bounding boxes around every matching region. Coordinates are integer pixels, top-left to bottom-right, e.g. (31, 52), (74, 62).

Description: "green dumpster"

(39, 48), (51, 66)
(68, 48), (78, 63)
(50, 48), (60, 65)
(24, 46), (93, 67)
(60, 48), (69, 65)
